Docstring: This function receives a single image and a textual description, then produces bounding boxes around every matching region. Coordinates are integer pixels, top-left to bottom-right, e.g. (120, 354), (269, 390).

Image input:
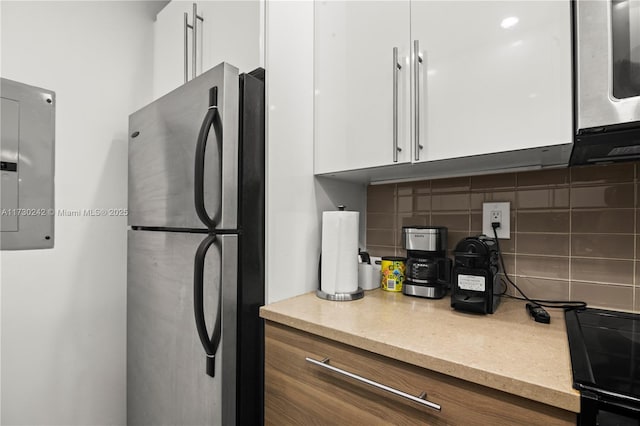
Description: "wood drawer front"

(265, 322), (576, 426)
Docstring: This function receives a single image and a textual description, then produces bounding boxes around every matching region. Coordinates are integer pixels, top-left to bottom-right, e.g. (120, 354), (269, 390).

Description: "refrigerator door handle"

(194, 86), (221, 230)
(193, 233), (222, 377)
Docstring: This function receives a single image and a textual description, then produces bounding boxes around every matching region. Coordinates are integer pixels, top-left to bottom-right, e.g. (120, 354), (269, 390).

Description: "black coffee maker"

(450, 235), (501, 314)
(402, 226), (452, 299)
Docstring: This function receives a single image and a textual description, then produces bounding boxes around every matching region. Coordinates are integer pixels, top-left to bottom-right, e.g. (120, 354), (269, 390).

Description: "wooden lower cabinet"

(265, 321), (576, 426)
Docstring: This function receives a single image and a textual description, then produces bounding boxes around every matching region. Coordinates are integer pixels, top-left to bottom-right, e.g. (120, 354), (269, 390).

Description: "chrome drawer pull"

(305, 357), (441, 411)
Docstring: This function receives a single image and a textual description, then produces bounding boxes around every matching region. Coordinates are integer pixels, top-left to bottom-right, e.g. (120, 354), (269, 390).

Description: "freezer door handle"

(193, 233), (222, 377)
(194, 86), (221, 230)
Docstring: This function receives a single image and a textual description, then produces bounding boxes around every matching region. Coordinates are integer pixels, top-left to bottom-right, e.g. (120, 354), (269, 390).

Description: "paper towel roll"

(321, 210), (359, 295)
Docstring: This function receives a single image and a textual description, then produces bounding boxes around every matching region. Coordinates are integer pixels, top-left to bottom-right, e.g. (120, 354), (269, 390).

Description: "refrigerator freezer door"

(127, 230), (238, 425)
(128, 62), (239, 230)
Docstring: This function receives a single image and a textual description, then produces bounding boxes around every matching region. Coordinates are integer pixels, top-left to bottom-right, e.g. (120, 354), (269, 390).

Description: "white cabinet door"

(411, 1), (572, 163)
(198, 1), (263, 74)
(153, 1), (262, 100)
(153, 1), (201, 99)
(314, 1), (411, 174)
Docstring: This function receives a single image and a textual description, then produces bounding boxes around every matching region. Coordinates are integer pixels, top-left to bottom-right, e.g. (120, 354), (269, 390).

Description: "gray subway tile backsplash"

(571, 258), (634, 285)
(367, 228), (395, 247)
(366, 162), (640, 312)
(571, 234), (635, 259)
(517, 168), (570, 187)
(431, 176), (470, 193)
(367, 213), (395, 230)
(470, 173), (516, 191)
(367, 184), (395, 213)
(516, 255), (570, 280)
(431, 193), (470, 211)
(570, 162), (635, 185)
(516, 187), (570, 209)
(517, 233), (570, 257)
(571, 209), (635, 234)
(397, 196), (414, 213)
(430, 213), (469, 232)
(571, 282), (634, 312)
(571, 184), (635, 209)
(514, 277), (570, 300)
(517, 211), (570, 233)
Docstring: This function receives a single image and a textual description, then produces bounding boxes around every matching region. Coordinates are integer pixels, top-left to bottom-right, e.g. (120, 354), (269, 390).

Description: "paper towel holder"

(316, 254), (364, 301)
(316, 288), (364, 301)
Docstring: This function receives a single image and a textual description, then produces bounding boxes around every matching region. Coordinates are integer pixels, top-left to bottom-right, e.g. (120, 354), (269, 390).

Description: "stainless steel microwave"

(571, 0), (640, 164)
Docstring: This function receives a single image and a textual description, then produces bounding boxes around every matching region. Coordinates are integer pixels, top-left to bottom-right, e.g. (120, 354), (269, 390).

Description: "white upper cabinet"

(154, 1), (198, 99)
(198, 1), (262, 74)
(411, 1), (572, 163)
(314, 1), (572, 174)
(314, 1), (411, 174)
(153, 1), (263, 99)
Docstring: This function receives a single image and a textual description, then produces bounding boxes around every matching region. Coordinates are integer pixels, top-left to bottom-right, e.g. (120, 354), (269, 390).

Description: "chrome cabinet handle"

(184, 3), (204, 83)
(393, 47), (402, 162)
(413, 40), (423, 161)
(305, 356), (441, 411)
(184, 12), (190, 83)
(192, 3), (203, 80)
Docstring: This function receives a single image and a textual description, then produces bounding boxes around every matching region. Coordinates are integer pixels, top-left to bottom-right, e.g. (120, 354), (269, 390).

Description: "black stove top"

(565, 308), (640, 423)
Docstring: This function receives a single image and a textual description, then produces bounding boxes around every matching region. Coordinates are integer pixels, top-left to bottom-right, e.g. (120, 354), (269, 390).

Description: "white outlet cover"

(482, 202), (510, 239)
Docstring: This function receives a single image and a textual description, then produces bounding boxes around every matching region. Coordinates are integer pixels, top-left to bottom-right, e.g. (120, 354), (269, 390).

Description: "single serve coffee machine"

(450, 236), (501, 314)
(402, 226), (452, 299)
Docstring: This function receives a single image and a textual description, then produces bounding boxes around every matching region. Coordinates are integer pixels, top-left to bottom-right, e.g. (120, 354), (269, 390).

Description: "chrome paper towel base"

(316, 287), (364, 301)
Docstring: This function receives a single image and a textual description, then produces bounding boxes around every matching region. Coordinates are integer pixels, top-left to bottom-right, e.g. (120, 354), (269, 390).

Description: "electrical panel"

(1, 78), (55, 250)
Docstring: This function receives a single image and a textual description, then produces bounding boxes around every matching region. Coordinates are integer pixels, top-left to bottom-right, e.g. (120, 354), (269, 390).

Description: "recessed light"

(501, 16), (519, 29)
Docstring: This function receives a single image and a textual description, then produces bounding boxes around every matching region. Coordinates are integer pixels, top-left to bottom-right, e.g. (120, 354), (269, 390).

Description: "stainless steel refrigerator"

(127, 62), (265, 426)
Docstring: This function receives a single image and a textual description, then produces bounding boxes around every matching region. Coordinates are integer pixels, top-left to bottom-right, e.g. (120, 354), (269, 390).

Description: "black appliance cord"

(491, 223), (587, 310)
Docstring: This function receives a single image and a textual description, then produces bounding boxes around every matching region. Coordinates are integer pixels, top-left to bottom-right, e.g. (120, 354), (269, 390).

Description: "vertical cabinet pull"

(184, 3), (205, 83)
(192, 3), (203, 80)
(393, 47), (402, 162)
(184, 12), (190, 83)
(305, 357), (441, 411)
(413, 40), (423, 161)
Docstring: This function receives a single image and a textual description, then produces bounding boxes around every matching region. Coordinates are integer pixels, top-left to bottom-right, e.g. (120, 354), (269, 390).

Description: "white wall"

(265, 0), (366, 304)
(0, 2), (157, 424)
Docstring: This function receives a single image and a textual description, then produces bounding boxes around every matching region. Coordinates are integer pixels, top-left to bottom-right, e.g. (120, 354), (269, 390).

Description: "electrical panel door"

(1, 78), (55, 250)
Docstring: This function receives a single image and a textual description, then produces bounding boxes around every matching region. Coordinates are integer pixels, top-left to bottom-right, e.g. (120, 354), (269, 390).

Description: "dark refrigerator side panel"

(237, 68), (265, 426)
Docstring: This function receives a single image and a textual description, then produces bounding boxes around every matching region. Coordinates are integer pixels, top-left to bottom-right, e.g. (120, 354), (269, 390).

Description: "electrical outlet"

(490, 210), (502, 224)
(483, 202), (510, 239)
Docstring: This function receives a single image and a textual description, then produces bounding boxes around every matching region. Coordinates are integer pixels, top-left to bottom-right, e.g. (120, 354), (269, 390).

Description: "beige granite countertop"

(260, 289), (581, 413)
